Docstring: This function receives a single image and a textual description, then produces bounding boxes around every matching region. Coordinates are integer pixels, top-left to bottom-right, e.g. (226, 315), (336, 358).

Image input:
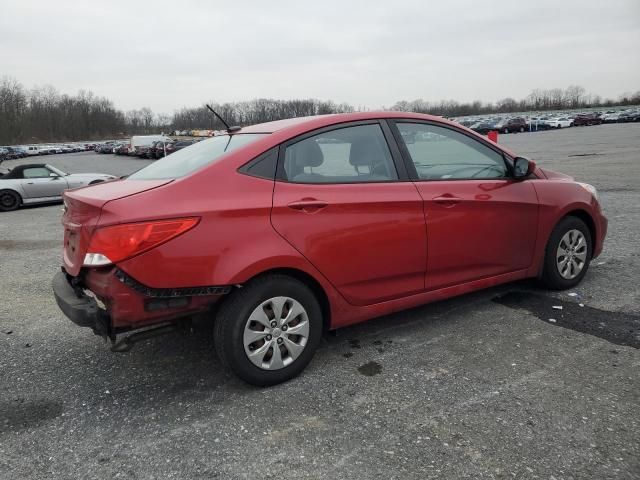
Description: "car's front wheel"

(214, 274), (323, 386)
(540, 216), (593, 290)
(0, 190), (21, 212)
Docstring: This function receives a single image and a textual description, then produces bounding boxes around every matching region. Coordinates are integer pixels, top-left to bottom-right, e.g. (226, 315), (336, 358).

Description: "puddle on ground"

(358, 361), (382, 376)
(493, 291), (639, 349)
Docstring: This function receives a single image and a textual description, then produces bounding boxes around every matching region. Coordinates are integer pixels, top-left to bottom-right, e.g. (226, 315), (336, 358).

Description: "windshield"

(129, 134), (268, 180)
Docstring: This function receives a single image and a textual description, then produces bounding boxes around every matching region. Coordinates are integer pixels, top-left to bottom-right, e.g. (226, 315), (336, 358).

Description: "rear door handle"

(287, 199), (329, 213)
(433, 195), (462, 206)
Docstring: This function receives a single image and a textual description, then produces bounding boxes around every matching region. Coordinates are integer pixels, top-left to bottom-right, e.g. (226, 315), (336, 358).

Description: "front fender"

(529, 180), (601, 276)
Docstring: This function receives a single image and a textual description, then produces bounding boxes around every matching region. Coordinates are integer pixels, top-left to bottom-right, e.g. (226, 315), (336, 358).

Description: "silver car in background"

(0, 163), (116, 211)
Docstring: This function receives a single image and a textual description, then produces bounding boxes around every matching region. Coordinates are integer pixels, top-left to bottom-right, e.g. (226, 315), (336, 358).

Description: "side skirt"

(331, 269), (531, 329)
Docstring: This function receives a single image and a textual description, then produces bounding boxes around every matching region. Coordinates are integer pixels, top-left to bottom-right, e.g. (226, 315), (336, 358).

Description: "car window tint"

(128, 134), (268, 180)
(283, 124), (397, 183)
(397, 123), (508, 180)
(23, 167), (51, 178)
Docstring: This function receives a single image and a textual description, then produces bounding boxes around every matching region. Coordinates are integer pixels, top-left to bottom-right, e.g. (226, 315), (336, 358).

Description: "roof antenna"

(205, 104), (241, 133)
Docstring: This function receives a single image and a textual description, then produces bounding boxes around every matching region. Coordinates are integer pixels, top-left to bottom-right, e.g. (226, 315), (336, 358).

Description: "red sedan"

(53, 112), (607, 385)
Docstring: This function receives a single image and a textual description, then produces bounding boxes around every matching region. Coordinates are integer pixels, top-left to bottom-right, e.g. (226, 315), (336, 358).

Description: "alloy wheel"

(243, 296), (310, 370)
(556, 229), (588, 279)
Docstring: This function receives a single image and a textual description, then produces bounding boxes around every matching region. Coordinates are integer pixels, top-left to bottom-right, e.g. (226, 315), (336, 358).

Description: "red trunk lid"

(62, 179), (172, 275)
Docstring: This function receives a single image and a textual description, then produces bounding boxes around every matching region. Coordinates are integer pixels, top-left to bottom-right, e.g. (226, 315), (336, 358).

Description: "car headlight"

(577, 182), (598, 201)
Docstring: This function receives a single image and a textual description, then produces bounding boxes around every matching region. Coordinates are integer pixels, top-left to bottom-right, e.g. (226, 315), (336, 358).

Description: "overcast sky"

(1, 0), (638, 113)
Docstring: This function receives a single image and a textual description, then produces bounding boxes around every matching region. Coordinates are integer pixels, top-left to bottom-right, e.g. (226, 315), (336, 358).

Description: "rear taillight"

(83, 217), (199, 266)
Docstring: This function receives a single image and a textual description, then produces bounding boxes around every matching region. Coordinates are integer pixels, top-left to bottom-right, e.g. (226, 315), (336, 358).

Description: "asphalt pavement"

(0, 123), (639, 479)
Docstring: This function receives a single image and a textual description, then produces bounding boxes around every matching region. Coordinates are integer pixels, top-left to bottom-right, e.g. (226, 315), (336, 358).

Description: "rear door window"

(283, 124), (398, 183)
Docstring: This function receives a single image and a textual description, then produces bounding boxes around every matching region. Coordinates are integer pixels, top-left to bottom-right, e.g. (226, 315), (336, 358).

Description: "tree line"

(390, 85), (640, 117)
(0, 76), (638, 144)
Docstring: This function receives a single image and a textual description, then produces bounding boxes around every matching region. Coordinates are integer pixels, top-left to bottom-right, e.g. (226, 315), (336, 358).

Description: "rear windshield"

(129, 134), (268, 180)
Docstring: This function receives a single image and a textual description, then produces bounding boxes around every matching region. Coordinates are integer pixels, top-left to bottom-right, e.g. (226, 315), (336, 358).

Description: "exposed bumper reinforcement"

(52, 270), (109, 336)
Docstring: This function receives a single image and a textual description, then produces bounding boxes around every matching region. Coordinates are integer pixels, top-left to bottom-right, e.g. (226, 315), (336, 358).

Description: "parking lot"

(1, 123), (639, 479)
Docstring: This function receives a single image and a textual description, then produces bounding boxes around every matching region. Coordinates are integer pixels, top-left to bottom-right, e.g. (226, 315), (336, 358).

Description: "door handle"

(433, 195), (462, 206)
(287, 199), (328, 213)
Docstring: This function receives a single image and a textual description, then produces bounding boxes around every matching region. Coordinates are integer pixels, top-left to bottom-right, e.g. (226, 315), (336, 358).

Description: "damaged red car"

(53, 112), (607, 385)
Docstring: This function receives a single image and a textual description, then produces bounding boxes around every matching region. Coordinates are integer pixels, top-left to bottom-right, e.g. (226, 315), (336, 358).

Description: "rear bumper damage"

(52, 270), (111, 336)
(52, 267), (230, 341)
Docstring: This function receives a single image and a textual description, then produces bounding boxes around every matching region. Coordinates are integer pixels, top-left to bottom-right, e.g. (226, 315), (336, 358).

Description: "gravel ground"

(0, 123), (639, 479)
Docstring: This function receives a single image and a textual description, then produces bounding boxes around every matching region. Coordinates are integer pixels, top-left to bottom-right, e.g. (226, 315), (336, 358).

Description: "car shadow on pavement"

(6, 277), (622, 433)
(15, 281), (528, 414)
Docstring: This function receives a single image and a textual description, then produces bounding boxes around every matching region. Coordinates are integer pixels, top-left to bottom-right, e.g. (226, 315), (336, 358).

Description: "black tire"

(540, 216), (592, 290)
(519, 126), (525, 133)
(503, 128), (509, 134)
(0, 190), (21, 212)
(214, 274), (323, 386)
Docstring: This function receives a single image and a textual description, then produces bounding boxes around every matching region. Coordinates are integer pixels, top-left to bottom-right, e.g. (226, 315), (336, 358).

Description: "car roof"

(205, 110), (519, 170)
(0, 163), (50, 179)
(239, 111), (452, 134)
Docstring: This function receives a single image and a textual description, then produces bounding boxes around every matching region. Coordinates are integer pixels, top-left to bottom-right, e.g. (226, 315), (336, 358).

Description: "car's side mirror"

(513, 157), (536, 179)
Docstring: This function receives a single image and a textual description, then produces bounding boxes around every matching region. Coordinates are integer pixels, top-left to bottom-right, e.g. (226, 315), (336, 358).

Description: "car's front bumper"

(594, 210), (608, 258)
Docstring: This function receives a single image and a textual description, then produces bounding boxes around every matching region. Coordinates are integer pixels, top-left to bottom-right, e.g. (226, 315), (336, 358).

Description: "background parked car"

(163, 140), (196, 157)
(129, 135), (172, 156)
(470, 121), (499, 135)
(573, 114), (602, 126)
(546, 117), (574, 129)
(618, 110), (640, 122)
(497, 117), (527, 133)
(146, 140), (166, 159)
(95, 142), (117, 153)
(0, 147), (28, 159)
(115, 143), (130, 155)
(0, 163), (116, 211)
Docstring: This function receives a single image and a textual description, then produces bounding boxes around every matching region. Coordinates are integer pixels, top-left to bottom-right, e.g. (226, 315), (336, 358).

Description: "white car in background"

(546, 117), (574, 129)
(0, 163), (116, 211)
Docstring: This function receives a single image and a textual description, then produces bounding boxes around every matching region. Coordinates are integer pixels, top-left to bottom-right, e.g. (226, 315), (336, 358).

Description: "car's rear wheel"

(214, 274), (323, 386)
(519, 126), (525, 132)
(0, 190), (21, 212)
(540, 216), (592, 290)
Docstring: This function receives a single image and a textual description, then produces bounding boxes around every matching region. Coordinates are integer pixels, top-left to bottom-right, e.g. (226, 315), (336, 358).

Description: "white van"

(24, 145), (41, 156)
(129, 135), (172, 155)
